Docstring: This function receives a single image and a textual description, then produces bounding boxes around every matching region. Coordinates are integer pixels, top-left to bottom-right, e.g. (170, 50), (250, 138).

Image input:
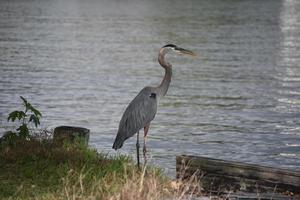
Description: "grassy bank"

(0, 135), (200, 200)
(0, 97), (201, 199)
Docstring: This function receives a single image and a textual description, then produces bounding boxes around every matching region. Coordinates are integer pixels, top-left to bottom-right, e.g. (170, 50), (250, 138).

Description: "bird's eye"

(149, 93), (156, 98)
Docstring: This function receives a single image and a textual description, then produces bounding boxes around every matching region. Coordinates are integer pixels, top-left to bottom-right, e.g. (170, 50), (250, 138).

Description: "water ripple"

(0, 0), (300, 175)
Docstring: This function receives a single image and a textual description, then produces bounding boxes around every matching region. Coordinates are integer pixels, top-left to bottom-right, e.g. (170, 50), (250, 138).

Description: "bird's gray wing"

(113, 87), (157, 149)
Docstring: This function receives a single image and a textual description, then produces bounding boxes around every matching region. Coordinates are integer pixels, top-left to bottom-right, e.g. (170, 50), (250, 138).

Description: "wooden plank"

(176, 155), (300, 195)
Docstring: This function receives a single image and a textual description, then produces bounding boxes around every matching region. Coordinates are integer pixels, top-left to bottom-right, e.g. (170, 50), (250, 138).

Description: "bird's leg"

(143, 124), (150, 165)
(136, 131), (140, 169)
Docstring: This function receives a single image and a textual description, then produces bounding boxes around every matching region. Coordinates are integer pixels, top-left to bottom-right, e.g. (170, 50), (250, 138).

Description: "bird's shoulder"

(126, 86), (157, 111)
(121, 87), (157, 120)
(134, 86), (157, 100)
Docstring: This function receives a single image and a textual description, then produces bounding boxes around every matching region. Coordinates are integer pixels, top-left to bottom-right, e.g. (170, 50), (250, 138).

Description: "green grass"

(0, 136), (177, 200)
(0, 138), (117, 198)
(0, 133), (202, 200)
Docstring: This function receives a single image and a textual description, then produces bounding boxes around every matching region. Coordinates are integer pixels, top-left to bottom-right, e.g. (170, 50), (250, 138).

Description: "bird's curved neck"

(157, 51), (172, 97)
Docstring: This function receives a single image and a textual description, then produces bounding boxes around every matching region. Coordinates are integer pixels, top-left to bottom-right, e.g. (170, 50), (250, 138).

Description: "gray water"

(0, 0), (300, 175)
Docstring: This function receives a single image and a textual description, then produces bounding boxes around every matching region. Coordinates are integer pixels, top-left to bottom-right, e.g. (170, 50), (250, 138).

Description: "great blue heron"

(112, 44), (196, 167)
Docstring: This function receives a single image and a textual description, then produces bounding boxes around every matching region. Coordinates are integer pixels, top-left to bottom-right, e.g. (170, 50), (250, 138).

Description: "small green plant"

(7, 96), (42, 138)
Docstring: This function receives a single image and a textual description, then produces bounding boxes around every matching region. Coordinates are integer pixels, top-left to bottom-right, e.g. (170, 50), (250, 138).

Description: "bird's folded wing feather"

(117, 87), (157, 140)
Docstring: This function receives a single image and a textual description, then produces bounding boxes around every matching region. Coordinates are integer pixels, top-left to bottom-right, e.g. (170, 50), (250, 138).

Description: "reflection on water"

(0, 0), (300, 175)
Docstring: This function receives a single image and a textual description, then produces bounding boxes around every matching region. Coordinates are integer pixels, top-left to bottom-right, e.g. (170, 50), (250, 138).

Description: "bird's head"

(160, 44), (196, 57)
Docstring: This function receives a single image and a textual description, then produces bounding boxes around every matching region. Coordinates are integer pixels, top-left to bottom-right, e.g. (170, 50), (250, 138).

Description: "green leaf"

(20, 96), (42, 117)
(17, 111), (26, 120)
(29, 114), (40, 128)
(7, 111), (18, 122)
(20, 96), (31, 113)
(20, 96), (28, 105)
(17, 124), (29, 138)
(7, 111), (26, 122)
(28, 104), (42, 117)
(20, 96), (29, 109)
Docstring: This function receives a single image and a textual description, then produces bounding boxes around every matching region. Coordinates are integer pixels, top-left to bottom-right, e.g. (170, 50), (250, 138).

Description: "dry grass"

(39, 162), (203, 200)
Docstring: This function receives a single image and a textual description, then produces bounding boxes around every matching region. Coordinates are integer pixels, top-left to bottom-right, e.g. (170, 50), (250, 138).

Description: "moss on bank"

(0, 136), (172, 200)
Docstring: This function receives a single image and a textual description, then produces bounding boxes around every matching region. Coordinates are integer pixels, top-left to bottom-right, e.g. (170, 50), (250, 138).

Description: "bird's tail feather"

(112, 135), (124, 150)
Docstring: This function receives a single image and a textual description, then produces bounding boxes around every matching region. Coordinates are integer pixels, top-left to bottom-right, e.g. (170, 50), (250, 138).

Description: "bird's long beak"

(175, 47), (197, 57)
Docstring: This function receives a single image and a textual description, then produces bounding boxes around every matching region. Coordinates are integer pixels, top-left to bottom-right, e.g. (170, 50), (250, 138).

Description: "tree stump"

(53, 126), (90, 146)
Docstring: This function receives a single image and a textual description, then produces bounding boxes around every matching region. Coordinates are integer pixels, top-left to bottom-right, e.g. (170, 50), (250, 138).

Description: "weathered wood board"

(176, 155), (300, 196)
